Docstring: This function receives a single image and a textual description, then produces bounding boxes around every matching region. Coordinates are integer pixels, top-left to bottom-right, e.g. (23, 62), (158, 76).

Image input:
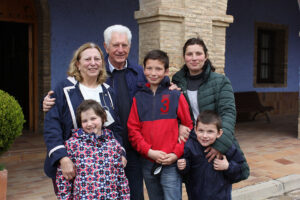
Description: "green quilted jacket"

(172, 63), (249, 182)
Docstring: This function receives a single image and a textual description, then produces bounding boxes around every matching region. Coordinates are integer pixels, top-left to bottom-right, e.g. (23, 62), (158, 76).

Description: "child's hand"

(122, 156), (127, 168)
(161, 153), (178, 165)
(148, 149), (167, 164)
(177, 158), (186, 170)
(213, 155), (229, 171)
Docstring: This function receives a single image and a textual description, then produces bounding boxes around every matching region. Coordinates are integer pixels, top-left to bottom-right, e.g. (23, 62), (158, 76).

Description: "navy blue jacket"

(105, 56), (147, 106)
(105, 56), (147, 149)
(179, 130), (246, 200)
(43, 77), (123, 178)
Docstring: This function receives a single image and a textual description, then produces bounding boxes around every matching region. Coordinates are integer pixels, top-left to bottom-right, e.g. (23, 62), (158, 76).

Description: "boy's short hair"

(196, 110), (222, 131)
(143, 49), (169, 70)
(76, 100), (107, 127)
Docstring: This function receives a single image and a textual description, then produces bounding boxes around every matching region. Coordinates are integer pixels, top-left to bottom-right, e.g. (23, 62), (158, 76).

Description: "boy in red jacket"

(127, 50), (193, 200)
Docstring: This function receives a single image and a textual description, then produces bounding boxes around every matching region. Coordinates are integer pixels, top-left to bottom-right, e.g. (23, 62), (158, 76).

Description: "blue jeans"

(142, 158), (182, 200)
(125, 149), (144, 200)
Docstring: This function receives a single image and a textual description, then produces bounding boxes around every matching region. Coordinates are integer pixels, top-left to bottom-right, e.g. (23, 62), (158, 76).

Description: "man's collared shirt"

(108, 59), (128, 73)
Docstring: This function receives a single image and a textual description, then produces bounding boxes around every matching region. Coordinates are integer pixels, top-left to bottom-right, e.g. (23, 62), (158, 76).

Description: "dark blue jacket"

(43, 77), (123, 178)
(105, 56), (147, 149)
(179, 130), (246, 200)
(105, 56), (147, 105)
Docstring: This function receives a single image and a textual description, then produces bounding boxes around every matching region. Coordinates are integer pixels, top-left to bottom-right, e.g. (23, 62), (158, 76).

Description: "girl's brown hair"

(76, 100), (107, 127)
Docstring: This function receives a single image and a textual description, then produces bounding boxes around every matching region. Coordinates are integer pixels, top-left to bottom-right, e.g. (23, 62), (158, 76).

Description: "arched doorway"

(0, 0), (38, 131)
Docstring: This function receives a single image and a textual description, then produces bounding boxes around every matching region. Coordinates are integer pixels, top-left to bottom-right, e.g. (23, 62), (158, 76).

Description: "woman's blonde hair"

(67, 42), (107, 84)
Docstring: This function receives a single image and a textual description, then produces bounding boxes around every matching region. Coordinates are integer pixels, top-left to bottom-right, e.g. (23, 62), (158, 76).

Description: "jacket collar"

(183, 62), (211, 80)
(72, 128), (112, 146)
(105, 55), (138, 75)
(173, 62), (211, 89)
(189, 129), (207, 152)
(142, 76), (170, 93)
(189, 129), (198, 141)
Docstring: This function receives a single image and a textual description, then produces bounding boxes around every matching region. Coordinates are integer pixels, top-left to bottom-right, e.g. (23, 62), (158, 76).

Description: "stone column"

(212, 15), (234, 74)
(135, 0), (233, 75)
(135, 0), (185, 76)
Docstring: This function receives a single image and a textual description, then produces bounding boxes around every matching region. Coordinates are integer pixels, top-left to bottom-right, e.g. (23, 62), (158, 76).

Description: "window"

(254, 23), (288, 87)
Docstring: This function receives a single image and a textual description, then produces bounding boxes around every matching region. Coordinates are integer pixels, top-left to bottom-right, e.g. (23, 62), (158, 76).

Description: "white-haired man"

(103, 24), (146, 200)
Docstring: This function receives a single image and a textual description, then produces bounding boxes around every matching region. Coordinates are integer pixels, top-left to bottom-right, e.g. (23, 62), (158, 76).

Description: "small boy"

(56, 100), (130, 199)
(177, 110), (247, 200)
(127, 50), (193, 200)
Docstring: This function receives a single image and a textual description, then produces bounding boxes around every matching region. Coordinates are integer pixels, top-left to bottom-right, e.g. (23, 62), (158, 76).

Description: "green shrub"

(0, 90), (25, 156)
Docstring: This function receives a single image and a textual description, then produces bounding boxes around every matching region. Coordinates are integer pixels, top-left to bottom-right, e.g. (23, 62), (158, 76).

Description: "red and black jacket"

(127, 77), (193, 160)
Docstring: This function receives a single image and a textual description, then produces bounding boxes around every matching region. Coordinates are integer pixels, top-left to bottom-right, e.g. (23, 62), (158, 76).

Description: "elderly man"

(102, 25), (146, 200)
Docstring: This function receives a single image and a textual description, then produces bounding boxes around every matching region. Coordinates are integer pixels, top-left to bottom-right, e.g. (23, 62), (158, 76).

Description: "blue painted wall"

(49, 0), (140, 88)
(225, 0), (300, 92)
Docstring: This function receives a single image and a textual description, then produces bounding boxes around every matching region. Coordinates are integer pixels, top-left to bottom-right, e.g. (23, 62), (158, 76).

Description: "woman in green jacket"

(172, 37), (249, 182)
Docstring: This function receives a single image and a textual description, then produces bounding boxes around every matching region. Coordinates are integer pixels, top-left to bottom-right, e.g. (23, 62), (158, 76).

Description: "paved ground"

(268, 189), (300, 200)
(233, 114), (300, 190)
(266, 189), (300, 200)
(0, 114), (300, 199)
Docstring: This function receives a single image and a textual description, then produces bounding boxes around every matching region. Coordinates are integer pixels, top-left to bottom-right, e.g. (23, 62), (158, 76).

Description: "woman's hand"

(122, 156), (127, 168)
(213, 155), (229, 171)
(59, 157), (76, 180)
(205, 147), (222, 162)
(178, 124), (191, 143)
(177, 158), (186, 170)
(43, 91), (56, 112)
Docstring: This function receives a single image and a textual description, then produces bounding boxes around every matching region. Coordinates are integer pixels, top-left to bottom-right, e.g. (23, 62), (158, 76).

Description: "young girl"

(55, 99), (130, 199)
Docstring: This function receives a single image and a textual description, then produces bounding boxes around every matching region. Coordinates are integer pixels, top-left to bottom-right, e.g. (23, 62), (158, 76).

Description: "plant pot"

(0, 169), (7, 200)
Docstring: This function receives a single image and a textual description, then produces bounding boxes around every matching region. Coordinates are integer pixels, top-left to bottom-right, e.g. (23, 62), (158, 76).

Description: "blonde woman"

(43, 42), (125, 194)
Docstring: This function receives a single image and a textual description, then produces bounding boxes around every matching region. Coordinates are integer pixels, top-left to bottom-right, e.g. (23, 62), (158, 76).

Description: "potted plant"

(0, 90), (25, 200)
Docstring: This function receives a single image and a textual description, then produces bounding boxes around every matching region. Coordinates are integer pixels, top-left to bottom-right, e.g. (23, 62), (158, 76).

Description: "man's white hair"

(103, 24), (132, 45)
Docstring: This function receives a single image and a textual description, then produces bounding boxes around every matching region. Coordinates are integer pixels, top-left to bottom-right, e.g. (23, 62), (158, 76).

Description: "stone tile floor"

(267, 189), (300, 200)
(268, 189), (300, 200)
(0, 114), (299, 200)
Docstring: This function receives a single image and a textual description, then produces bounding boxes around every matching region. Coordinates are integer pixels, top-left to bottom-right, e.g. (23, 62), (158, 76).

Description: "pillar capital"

(212, 15), (234, 27)
(135, 8), (184, 24)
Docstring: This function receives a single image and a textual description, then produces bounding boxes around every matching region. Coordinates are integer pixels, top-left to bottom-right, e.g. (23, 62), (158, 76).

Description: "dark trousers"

(182, 174), (192, 200)
(125, 149), (144, 200)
